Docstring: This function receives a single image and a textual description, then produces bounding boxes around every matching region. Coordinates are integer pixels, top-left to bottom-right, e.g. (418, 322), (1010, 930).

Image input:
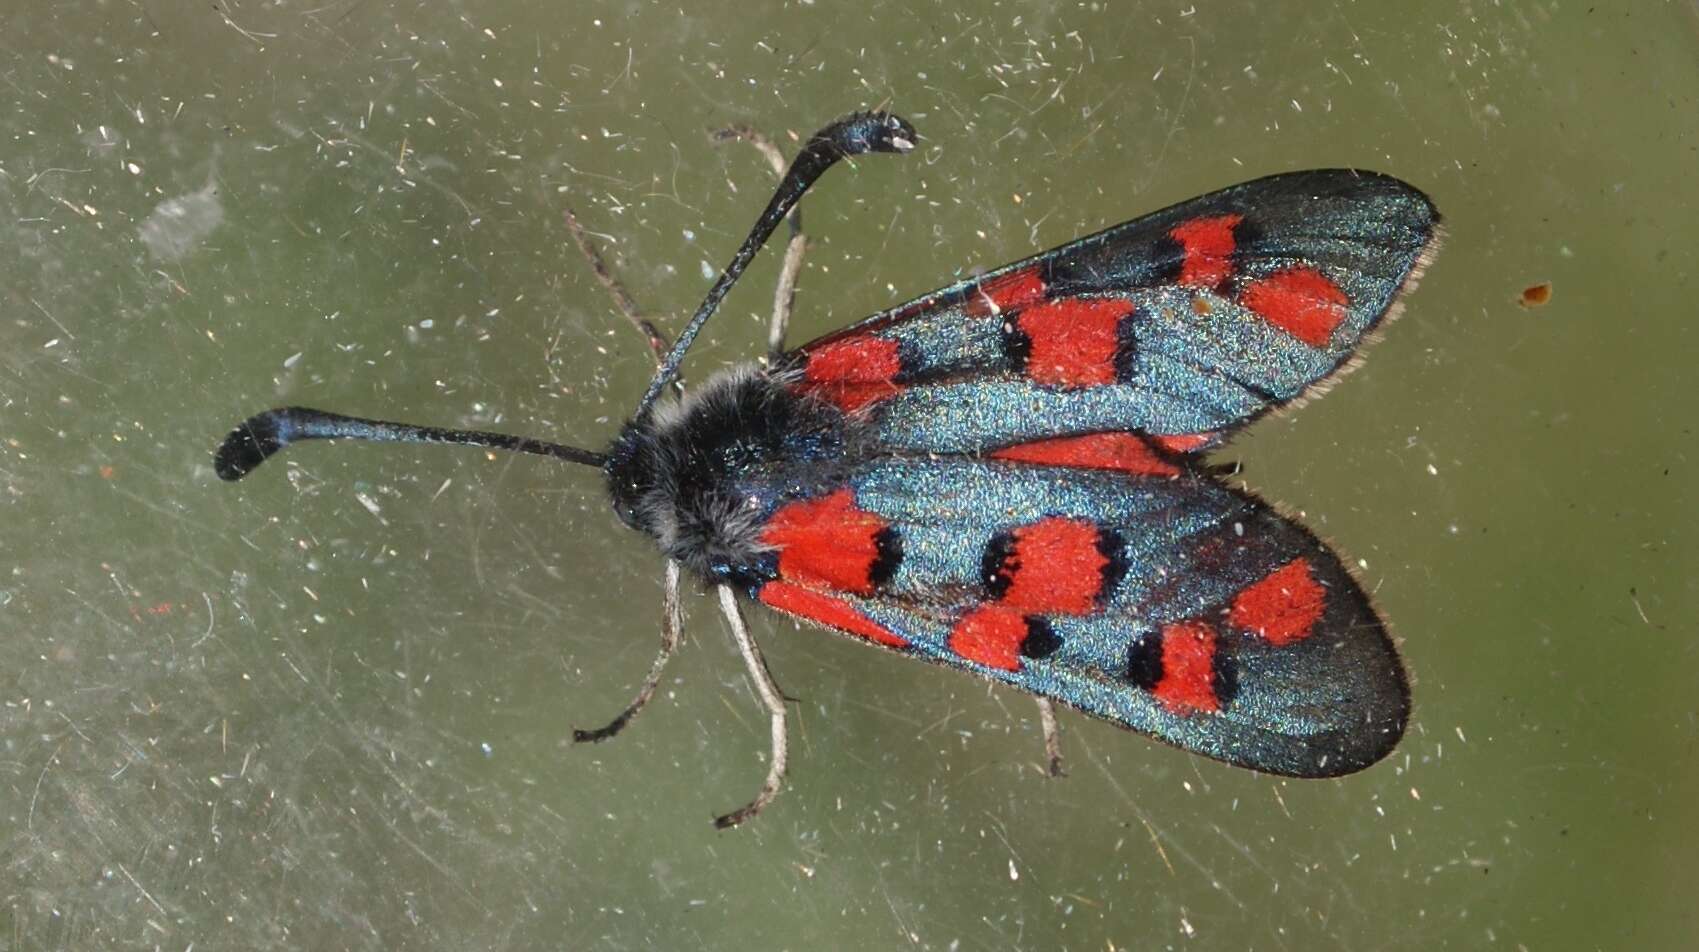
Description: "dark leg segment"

(573, 560), (684, 743)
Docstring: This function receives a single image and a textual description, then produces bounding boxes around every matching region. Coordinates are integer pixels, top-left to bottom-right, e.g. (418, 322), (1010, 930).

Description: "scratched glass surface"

(2, 3), (1695, 948)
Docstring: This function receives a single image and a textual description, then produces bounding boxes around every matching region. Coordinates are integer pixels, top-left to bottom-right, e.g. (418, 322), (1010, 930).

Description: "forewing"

(741, 459), (1408, 777)
(788, 169), (1440, 454)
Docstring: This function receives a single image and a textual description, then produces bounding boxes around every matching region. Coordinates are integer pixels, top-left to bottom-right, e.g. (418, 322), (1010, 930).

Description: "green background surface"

(3, 2), (1695, 948)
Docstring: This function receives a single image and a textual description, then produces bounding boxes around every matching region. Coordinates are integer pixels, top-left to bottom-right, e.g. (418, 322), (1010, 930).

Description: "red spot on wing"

(758, 580), (909, 648)
(1015, 298), (1135, 387)
(965, 267), (1047, 317)
(1228, 557), (1326, 646)
(1170, 215), (1243, 288)
(998, 518), (1108, 615)
(1239, 267), (1349, 347)
(761, 489), (888, 596)
(992, 432), (1179, 477)
(948, 606), (1027, 671)
(1150, 433), (1216, 454)
(1153, 621), (1223, 714)
(797, 335), (904, 412)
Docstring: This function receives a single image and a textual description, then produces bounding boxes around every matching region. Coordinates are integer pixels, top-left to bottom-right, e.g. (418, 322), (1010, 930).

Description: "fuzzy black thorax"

(603, 367), (858, 584)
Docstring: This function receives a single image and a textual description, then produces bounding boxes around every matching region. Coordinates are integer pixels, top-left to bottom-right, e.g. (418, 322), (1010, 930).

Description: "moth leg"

(561, 206), (671, 366)
(572, 560), (684, 743)
(713, 583), (789, 829)
(1036, 698), (1067, 777)
(712, 122), (808, 357)
(766, 226), (808, 355)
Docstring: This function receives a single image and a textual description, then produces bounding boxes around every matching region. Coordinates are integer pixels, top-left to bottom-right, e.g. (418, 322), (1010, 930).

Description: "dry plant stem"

(713, 583), (790, 829)
(572, 560), (684, 743)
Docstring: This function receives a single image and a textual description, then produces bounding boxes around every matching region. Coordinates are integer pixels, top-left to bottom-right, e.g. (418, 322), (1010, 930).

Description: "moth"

(216, 112), (1440, 827)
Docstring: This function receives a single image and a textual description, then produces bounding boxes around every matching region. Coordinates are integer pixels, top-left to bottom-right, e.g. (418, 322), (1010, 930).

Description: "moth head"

(603, 420), (664, 537)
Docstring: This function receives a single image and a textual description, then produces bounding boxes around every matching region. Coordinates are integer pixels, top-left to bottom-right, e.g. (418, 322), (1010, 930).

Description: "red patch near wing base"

(1015, 298), (1136, 387)
(1228, 557), (1326, 646)
(1154, 621), (1223, 714)
(1170, 214), (1243, 288)
(948, 606), (1028, 671)
(798, 335), (904, 412)
(758, 581), (909, 648)
(991, 432), (1179, 477)
(965, 267), (1047, 317)
(1239, 267), (1349, 347)
(1149, 432), (1217, 454)
(761, 489), (889, 596)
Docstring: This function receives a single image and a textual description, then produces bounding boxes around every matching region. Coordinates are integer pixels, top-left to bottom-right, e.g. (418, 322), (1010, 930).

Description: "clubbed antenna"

(212, 112), (916, 479)
(633, 111), (916, 419)
(214, 407), (606, 481)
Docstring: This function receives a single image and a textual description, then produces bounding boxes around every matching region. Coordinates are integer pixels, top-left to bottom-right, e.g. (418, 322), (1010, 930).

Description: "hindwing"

(738, 460), (1408, 777)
